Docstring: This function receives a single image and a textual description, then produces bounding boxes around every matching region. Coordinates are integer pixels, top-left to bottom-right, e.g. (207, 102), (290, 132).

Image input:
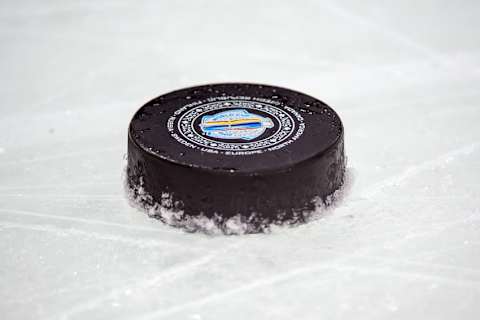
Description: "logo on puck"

(168, 98), (305, 155)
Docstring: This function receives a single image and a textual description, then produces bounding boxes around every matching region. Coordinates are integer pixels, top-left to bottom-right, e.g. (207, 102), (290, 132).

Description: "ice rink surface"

(1, 0), (480, 319)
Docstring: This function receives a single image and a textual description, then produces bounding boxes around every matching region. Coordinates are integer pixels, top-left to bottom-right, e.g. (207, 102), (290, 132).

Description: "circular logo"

(167, 98), (305, 155)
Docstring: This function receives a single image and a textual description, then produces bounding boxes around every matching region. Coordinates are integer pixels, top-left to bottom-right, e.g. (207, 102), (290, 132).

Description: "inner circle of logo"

(168, 99), (305, 155)
(200, 109), (274, 141)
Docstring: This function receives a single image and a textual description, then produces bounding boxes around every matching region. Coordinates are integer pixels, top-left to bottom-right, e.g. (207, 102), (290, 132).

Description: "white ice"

(1, 1), (480, 319)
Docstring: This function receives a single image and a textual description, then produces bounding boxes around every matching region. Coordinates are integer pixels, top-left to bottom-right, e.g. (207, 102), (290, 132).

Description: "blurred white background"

(1, 1), (480, 319)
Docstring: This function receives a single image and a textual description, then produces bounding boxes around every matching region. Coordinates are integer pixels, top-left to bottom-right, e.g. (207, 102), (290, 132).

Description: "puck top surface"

(129, 83), (343, 174)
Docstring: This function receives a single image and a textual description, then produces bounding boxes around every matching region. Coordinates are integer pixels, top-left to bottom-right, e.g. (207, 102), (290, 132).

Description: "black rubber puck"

(127, 83), (345, 233)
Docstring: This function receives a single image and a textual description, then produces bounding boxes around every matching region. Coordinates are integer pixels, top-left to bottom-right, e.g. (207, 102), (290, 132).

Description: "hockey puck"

(127, 83), (345, 233)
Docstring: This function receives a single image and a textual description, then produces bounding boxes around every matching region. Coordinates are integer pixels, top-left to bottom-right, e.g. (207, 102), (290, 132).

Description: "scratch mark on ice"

(362, 142), (480, 198)
(0, 146), (122, 167)
(58, 241), (243, 320)
(0, 208), (171, 233)
(0, 194), (124, 199)
(0, 221), (196, 250)
(138, 261), (480, 319)
(321, 1), (467, 70)
(0, 181), (118, 191)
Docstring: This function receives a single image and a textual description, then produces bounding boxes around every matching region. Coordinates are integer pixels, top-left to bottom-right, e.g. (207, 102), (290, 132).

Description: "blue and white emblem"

(171, 99), (304, 154)
(199, 109), (274, 140)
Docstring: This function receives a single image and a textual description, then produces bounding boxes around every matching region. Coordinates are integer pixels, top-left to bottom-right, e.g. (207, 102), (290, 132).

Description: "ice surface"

(1, 1), (480, 319)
